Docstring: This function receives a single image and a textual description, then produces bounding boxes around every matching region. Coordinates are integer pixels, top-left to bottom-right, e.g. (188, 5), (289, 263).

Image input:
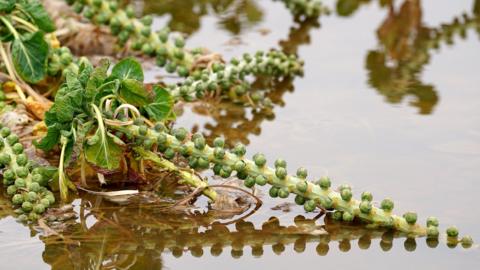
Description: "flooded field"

(1, 0), (479, 269)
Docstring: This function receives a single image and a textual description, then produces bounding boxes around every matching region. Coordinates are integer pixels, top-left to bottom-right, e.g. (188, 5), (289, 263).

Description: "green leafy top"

(37, 57), (175, 169)
(0, 0), (56, 83)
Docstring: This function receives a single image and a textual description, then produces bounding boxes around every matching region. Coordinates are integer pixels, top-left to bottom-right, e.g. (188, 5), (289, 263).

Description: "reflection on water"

(365, 0), (480, 114)
(1, 1), (479, 269)
(142, 0), (264, 35)
(188, 8), (322, 145)
(0, 193), (463, 270)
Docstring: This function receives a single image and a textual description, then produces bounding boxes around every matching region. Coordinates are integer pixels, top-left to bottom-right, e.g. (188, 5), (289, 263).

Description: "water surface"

(1, 0), (479, 269)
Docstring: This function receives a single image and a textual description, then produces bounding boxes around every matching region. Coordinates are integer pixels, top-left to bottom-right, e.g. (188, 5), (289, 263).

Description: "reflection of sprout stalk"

(0, 125), (56, 221)
(276, 0), (327, 19)
(36, 209), (472, 269)
(367, 8), (480, 114)
(108, 123), (472, 243)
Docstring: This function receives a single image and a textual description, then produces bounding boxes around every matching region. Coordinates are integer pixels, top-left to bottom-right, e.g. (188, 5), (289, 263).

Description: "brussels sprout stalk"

(133, 147), (217, 201)
(0, 125), (56, 221)
(109, 123), (471, 241)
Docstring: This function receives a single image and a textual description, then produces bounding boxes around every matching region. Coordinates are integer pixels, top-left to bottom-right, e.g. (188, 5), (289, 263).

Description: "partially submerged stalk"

(109, 123), (472, 243)
(134, 147), (217, 201)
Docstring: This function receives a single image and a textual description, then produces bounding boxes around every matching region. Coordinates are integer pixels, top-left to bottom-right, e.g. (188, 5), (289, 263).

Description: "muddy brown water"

(1, 0), (480, 269)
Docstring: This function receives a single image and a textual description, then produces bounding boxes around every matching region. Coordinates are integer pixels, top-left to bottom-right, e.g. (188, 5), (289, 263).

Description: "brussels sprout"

(177, 66), (189, 77)
(193, 137), (205, 150)
(137, 126), (148, 136)
(22, 201), (33, 212)
(141, 26), (151, 37)
(197, 157), (210, 169)
(426, 226), (439, 238)
(332, 210), (343, 220)
(72, 2), (84, 13)
(2, 177), (13, 186)
(233, 160), (245, 172)
(141, 44), (154, 55)
(143, 139), (154, 149)
(253, 153), (266, 167)
(6, 185), (17, 195)
(274, 158), (286, 168)
(174, 36), (185, 48)
(303, 199), (316, 212)
(164, 148), (175, 159)
(275, 167), (287, 179)
(46, 193), (55, 205)
(92, 0), (102, 7)
(17, 214), (28, 222)
(380, 198), (394, 212)
(165, 61), (177, 73)
(33, 203), (45, 214)
(60, 53), (73, 65)
(296, 181), (308, 193)
(212, 163), (222, 175)
(16, 167), (29, 178)
(278, 188), (289, 198)
(318, 177), (331, 189)
(141, 15), (153, 26)
(125, 5), (135, 18)
(11, 143), (23, 154)
(213, 137), (225, 147)
(40, 198), (50, 208)
(426, 216), (439, 227)
(124, 22), (135, 33)
(219, 165), (232, 178)
(132, 41), (143, 51)
(340, 188), (352, 202)
(0, 153), (11, 165)
(244, 176), (255, 188)
(3, 169), (15, 181)
(294, 194), (306, 205)
(118, 31), (130, 44)
(361, 191), (373, 202)
(232, 143), (246, 157)
(403, 212), (417, 225)
(173, 128), (187, 141)
(446, 226), (459, 237)
(255, 175), (267, 186)
(109, 1), (118, 12)
(15, 178), (26, 188)
(32, 173), (43, 184)
(28, 212), (39, 221)
(214, 147), (225, 160)
(0, 127), (11, 138)
(12, 194), (23, 205)
(27, 191), (37, 202)
(233, 85), (245, 96)
(296, 167), (308, 179)
(29, 182), (41, 193)
(16, 153), (28, 166)
(180, 143), (193, 157)
(359, 201), (372, 214)
(269, 186), (279, 198)
(154, 123), (166, 132)
(342, 211), (354, 222)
